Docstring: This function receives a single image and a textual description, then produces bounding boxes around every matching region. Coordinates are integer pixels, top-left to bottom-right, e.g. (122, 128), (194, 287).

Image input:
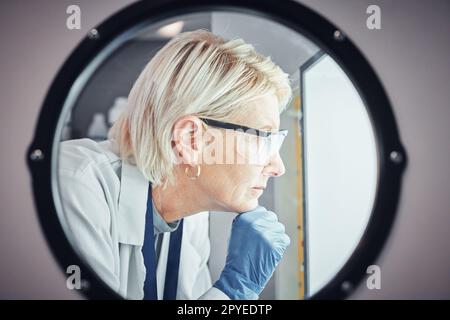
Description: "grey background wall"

(0, 0), (449, 299)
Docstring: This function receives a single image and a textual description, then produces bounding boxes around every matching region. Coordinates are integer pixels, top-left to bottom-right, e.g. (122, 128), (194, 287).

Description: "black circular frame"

(26, 0), (407, 299)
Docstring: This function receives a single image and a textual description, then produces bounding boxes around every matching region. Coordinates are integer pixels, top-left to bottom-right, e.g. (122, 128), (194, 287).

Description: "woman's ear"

(172, 115), (204, 165)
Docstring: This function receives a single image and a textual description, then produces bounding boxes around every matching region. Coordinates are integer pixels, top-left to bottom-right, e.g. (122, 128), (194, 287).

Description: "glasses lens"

(251, 130), (287, 165)
(234, 129), (288, 165)
(270, 131), (287, 154)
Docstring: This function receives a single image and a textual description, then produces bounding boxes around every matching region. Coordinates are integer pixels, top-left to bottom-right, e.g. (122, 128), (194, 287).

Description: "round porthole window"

(27, 0), (407, 300)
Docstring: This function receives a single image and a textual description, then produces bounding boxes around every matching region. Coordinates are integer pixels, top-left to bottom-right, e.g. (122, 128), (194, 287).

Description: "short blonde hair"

(108, 29), (292, 187)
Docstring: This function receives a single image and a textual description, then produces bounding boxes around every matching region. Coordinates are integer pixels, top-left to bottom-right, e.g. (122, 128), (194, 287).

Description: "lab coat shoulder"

(59, 138), (119, 174)
(58, 138), (121, 225)
(57, 138), (122, 291)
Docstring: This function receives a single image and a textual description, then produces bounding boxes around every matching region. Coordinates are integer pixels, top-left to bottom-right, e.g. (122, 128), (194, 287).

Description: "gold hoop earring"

(185, 165), (201, 180)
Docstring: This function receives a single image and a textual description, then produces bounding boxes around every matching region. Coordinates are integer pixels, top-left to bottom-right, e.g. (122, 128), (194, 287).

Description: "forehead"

(238, 94), (280, 129)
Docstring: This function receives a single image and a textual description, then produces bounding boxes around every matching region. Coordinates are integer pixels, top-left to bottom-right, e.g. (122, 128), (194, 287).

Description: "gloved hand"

(213, 206), (290, 300)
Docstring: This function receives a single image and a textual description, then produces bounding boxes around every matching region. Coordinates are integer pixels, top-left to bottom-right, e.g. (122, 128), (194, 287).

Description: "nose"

(262, 152), (285, 177)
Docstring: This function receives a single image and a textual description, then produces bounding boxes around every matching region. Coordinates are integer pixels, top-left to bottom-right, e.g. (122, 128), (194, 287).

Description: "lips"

(252, 186), (266, 190)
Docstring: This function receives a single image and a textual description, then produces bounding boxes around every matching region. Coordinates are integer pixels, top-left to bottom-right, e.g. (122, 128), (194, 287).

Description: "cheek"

(203, 164), (262, 210)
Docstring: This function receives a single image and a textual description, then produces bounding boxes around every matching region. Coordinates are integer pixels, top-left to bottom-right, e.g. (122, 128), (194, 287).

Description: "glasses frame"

(199, 117), (288, 138)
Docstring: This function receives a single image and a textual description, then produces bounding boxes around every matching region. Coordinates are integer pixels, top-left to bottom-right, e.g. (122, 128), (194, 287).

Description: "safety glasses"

(199, 117), (288, 165)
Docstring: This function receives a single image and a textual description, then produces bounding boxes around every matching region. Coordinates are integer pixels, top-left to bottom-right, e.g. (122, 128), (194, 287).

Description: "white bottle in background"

(108, 96), (128, 126)
(87, 113), (108, 141)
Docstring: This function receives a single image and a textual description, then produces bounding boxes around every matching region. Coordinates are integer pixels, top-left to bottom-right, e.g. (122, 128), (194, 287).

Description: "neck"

(151, 166), (211, 223)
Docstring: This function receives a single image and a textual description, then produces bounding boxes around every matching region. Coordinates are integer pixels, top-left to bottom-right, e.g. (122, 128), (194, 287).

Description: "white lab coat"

(57, 138), (229, 300)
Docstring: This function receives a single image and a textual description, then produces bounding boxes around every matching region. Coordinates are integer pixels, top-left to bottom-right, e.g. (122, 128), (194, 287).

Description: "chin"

(233, 199), (259, 214)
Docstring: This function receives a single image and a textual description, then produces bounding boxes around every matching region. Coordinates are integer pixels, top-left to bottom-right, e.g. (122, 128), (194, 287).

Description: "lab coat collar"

(98, 139), (148, 246)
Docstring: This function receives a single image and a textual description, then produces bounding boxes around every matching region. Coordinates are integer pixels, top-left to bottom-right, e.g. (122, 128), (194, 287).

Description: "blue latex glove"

(213, 206), (291, 300)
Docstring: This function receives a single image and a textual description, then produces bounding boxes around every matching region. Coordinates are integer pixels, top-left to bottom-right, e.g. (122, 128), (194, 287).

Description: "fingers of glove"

(277, 233), (291, 248)
(270, 221), (286, 233)
(234, 209), (278, 227)
(232, 215), (287, 246)
(268, 233), (291, 258)
(253, 219), (286, 235)
(249, 224), (290, 251)
(263, 228), (291, 248)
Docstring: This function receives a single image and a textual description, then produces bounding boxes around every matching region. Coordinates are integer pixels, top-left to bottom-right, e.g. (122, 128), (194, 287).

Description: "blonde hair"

(108, 29), (293, 187)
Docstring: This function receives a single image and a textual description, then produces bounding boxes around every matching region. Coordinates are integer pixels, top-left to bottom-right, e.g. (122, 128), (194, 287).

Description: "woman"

(58, 29), (292, 300)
